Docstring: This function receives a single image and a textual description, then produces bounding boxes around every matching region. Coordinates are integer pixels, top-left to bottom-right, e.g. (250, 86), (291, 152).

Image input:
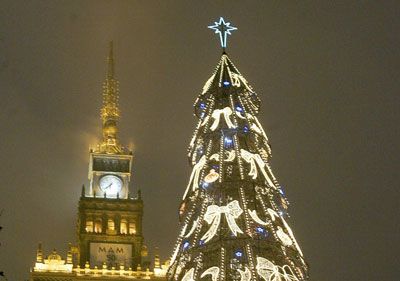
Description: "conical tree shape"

(167, 53), (309, 281)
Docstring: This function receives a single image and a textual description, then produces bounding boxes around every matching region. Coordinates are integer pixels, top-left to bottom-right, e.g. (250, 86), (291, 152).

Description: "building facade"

(30, 43), (167, 281)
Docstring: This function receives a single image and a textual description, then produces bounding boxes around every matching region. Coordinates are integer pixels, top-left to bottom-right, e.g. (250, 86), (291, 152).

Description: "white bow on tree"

(183, 155), (207, 200)
(276, 226), (293, 246)
(240, 149), (276, 188)
(248, 209), (268, 225)
(210, 107), (236, 131)
(268, 208), (304, 257)
(236, 112), (270, 147)
(200, 266), (220, 281)
(210, 150), (236, 162)
(256, 257), (299, 281)
(201, 200), (244, 243)
(237, 267), (252, 281)
(182, 268), (195, 281)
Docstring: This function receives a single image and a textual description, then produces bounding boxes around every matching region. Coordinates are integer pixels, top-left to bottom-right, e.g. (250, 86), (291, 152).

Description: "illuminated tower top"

(98, 41), (123, 154)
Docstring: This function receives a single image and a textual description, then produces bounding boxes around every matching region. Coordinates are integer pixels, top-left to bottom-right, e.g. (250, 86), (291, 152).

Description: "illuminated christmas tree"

(167, 18), (309, 281)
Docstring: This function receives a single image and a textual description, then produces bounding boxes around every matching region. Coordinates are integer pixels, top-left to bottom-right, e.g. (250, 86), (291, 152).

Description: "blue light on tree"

(183, 241), (190, 249)
(235, 250), (243, 258)
(256, 227), (269, 238)
(235, 105), (243, 112)
(256, 227), (265, 233)
(224, 136), (233, 147)
(223, 81), (230, 86)
(279, 208), (288, 216)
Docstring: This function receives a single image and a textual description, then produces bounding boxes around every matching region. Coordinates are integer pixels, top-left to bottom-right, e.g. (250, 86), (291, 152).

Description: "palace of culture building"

(30, 43), (168, 280)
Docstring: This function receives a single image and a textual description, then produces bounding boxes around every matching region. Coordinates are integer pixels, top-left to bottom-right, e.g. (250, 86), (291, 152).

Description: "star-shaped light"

(208, 17), (237, 49)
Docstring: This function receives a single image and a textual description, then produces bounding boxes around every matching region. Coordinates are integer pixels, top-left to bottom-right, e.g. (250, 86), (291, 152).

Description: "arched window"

(108, 219), (115, 231)
(129, 221), (136, 234)
(120, 219), (128, 234)
(94, 219), (102, 233)
(85, 220), (93, 233)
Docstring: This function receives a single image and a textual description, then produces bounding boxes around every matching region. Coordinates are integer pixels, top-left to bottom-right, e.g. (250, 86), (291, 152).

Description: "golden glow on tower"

(31, 42), (168, 280)
(98, 41), (122, 154)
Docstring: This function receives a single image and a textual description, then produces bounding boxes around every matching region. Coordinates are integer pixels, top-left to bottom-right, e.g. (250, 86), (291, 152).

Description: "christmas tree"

(167, 18), (309, 281)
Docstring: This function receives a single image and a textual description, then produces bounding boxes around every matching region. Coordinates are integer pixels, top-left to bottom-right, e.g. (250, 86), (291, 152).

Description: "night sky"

(0, 1), (399, 280)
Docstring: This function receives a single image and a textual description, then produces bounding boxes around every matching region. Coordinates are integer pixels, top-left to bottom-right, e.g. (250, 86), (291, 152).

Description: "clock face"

(99, 175), (123, 196)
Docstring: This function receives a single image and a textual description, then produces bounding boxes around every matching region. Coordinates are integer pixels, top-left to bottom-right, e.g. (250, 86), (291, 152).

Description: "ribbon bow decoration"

(229, 72), (252, 92)
(183, 155), (207, 200)
(248, 207), (304, 259)
(240, 149), (276, 189)
(268, 208), (304, 257)
(200, 267), (220, 281)
(201, 200), (244, 243)
(182, 268), (195, 281)
(276, 226), (293, 246)
(231, 73), (242, 87)
(209, 150), (236, 162)
(256, 257), (299, 281)
(210, 107), (236, 131)
(248, 209), (268, 226)
(235, 111), (265, 135)
(238, 267), (252, 281)
(235, 112), (271, 146)
(250, 123), (263, 134)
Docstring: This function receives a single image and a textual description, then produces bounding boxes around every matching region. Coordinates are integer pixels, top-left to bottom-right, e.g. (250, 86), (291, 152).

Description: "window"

(85, 220), (93, 233)
(129, 222), (136, 234)
(120, 219), (128, 234)
(94, 219), (102, 233)
(108, 219), (115, 231)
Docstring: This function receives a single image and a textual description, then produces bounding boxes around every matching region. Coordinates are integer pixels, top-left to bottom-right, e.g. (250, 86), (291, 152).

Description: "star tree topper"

(208, 17), (237, 50)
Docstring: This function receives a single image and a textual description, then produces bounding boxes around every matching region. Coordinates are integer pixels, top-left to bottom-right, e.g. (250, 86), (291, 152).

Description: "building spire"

(99, 41), (122, 154)
(107, 41), (114, 79)
(36, 242), (43, 263)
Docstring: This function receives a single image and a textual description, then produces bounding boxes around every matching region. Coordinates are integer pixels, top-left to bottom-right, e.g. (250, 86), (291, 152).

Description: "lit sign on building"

(90, 242), (132, 268)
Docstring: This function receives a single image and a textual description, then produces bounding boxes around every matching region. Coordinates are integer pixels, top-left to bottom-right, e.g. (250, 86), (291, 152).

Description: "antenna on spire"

(107, 41), (114, 78)
(98, 42), (123, 154)
(208, 17), (237, 52)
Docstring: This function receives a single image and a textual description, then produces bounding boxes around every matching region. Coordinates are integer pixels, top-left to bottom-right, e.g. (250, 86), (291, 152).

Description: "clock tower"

(77, 42), (143, 270)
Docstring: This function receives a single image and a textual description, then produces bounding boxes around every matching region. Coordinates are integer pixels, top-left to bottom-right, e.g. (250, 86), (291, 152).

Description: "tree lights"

(167, 18), (308, 281)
